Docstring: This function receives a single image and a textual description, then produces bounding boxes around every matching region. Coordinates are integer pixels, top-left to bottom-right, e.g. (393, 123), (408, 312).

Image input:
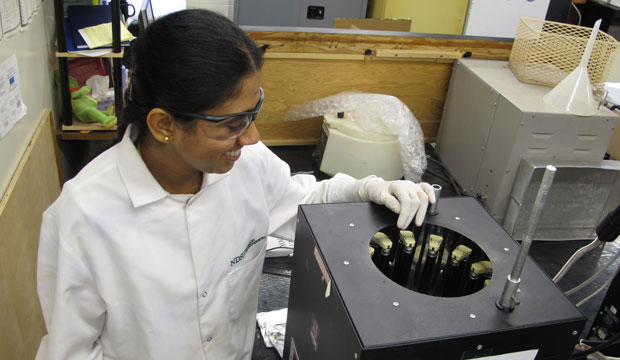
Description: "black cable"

(580, 338), (606, 346)
(426, 156), (463, 195)
(571, 331), (620, 359)
(426, 156), (464, 196)
(425, 168), (452, 185)
(266, 246), (294, 252)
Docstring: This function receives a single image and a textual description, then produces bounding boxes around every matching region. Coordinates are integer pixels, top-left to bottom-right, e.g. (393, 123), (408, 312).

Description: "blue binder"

(67, 5), (129, 49)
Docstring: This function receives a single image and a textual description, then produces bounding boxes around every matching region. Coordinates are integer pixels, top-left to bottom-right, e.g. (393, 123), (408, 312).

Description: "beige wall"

(0, 2), (59, 358)
(0, 0), (57, 199)
(186, 0), (234, 19)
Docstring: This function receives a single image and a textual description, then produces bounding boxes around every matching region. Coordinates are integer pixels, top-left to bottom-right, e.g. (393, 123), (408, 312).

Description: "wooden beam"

(249, 30), (512, 60)
(265, 52), (366, 60)
(375, 48), (464, 60)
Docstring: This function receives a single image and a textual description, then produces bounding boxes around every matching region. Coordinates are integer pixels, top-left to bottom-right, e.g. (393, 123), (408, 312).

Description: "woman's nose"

(238, 122), (260, 145)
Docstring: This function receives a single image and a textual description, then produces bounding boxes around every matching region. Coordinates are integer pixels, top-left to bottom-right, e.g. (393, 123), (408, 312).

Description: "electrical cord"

(266, 246), (295, 252)
(554, 238), (603, 283)
(425, 168), (452, 185)
(571, 1), (582, 26)
(564, 205), (620, 295)
(426, 156), (464, 195)
(565, 246), (620, 296)
(576, 262), (620, 307)
(580, 338), (607, 346)
(571, 331), (620, 359)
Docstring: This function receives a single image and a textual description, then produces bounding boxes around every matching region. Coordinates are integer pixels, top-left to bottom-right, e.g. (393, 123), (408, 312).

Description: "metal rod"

(427, 184), (442, 216)
(377, 247), (394, 278)
(393, 231), (415, 286)
(411, 224), (429, 290)
(497, 165), (556, 311)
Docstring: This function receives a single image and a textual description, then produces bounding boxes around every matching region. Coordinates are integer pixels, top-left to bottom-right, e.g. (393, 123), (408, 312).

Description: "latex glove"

(359, 177), (436, 229)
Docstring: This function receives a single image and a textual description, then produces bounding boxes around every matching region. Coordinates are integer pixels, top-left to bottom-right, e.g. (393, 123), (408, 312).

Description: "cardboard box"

(334, 18), (411, 32)
(609, 117), (620, 160)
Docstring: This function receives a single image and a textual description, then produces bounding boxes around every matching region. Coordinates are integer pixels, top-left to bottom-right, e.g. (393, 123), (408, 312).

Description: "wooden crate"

(247, 29), (512, 145)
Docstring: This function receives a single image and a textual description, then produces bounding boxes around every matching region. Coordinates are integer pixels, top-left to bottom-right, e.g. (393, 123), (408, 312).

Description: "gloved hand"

(358, 177), (436, 229)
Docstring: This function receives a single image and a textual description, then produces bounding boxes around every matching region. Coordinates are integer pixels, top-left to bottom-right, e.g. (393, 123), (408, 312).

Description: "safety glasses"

(172, 87), (264, 140)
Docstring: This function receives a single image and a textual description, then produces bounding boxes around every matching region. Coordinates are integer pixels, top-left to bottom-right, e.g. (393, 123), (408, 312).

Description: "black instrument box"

(284, 198), (584, 359)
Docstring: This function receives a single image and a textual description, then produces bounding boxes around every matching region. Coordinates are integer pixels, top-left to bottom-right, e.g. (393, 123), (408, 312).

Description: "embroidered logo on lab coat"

(230, 236), (266, 267)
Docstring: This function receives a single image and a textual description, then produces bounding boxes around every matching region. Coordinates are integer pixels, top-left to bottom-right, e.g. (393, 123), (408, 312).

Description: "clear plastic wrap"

(284, 91), (427, 182)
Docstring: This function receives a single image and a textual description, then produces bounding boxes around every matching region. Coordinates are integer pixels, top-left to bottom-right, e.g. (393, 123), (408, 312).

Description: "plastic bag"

(284, 91), (427, 181)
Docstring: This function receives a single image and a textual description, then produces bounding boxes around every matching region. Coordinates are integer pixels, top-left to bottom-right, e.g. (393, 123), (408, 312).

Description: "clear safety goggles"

(172, 87), (264, 140)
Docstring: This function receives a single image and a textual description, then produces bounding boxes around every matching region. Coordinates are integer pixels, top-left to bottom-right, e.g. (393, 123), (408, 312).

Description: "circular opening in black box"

(369, 224), (493, 297)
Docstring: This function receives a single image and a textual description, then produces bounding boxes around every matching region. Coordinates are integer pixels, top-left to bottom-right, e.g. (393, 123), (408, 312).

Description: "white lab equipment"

(285, 91), (427, 181)
(316, 113), (404, 181)
(435, 59), (617, 230)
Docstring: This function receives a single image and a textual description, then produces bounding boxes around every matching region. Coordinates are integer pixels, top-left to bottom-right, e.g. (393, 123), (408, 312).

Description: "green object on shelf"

(53, 70), (80, 92)
(71, 85), (117, 128)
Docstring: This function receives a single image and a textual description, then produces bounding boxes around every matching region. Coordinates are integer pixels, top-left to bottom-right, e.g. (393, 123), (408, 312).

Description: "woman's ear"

(146, 108), (176, 143)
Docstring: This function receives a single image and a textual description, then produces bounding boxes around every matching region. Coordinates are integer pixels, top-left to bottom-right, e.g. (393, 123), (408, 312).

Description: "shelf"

(54, 0), (124, 127)
(55, 128), (118, 141)
(56, 116), (119, 141)
(56, 48), (124, 58)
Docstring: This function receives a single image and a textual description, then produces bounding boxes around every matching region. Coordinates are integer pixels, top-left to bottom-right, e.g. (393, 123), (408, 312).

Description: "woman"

(36, 9), (434, 360)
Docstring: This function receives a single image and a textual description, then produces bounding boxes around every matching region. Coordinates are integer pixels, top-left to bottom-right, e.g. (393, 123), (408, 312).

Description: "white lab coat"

(36, 125), (364, 360)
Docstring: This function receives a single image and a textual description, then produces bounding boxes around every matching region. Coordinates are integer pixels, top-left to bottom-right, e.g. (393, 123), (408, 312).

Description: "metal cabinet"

(368, 0), (469, 35)
(234, 0), (367, 28)
(436, 59), (617, 226)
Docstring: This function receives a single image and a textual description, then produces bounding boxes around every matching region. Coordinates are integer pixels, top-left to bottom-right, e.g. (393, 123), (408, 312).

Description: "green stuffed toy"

(71, 85), (117, 128)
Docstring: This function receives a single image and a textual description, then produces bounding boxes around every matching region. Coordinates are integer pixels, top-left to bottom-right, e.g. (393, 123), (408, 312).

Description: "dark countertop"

(252, 257), (293, 360)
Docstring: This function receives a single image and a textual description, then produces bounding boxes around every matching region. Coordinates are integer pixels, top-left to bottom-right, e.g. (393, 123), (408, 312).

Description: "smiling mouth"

(225, 149), (241, 158)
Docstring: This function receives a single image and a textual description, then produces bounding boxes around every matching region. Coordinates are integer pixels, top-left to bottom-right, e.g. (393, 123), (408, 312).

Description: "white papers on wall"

(0, 0), (41, 36)
(0, 0), (20, 38)
(18, 0), (42, 29)
(0, 55), (27, 139)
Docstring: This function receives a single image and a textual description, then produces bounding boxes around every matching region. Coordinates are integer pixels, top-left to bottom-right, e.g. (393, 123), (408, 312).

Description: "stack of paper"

(78, 22), (133, 49)
(64, 5), (133, 52)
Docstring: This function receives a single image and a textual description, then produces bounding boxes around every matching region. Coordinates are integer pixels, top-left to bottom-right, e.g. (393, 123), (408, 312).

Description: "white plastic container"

(318, 113), (403, 180)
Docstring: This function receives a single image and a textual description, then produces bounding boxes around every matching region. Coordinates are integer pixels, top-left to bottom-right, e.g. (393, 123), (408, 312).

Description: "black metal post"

(111, 0), (121, 53)
(113, 57), (123, 117)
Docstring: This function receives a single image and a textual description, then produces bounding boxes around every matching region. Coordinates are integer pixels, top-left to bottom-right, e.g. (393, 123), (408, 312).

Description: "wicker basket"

(508, 18), (619, 93)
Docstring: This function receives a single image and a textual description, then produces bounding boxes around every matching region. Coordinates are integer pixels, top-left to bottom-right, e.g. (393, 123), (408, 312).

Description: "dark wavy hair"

(119, 9), (264, 139)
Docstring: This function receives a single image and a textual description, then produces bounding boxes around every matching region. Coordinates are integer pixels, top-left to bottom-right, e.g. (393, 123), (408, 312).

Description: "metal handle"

(497, 165), (556, 311)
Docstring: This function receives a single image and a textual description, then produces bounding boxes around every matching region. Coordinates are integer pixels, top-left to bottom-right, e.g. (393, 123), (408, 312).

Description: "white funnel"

(543, 19), (602, 116)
